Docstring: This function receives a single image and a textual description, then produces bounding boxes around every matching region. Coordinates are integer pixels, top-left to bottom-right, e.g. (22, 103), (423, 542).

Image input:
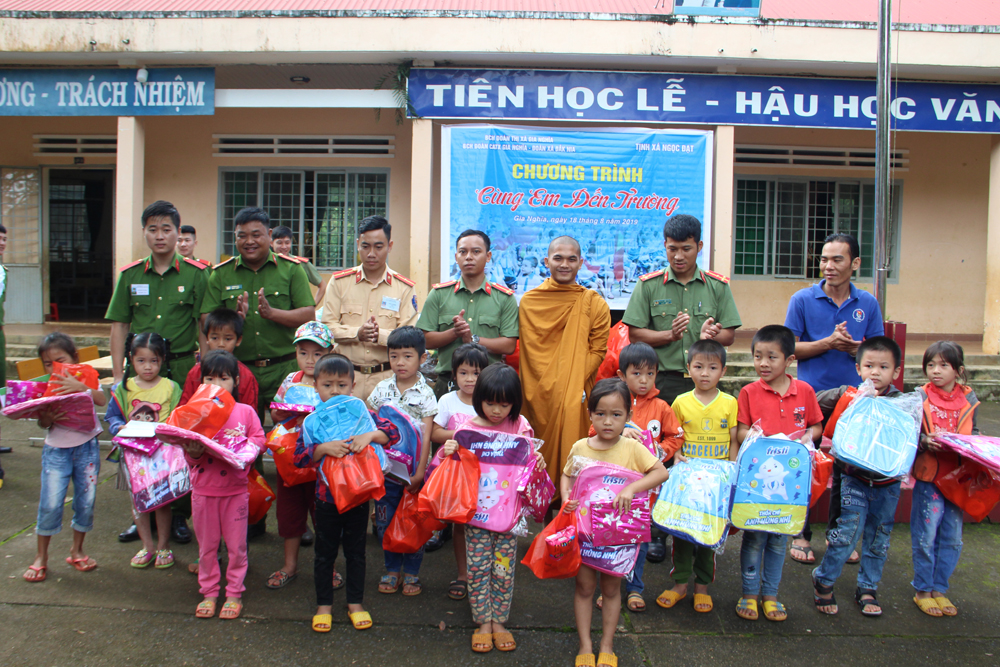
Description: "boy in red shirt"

(180, 308), (259, 409)
(735, 325), (823, 623)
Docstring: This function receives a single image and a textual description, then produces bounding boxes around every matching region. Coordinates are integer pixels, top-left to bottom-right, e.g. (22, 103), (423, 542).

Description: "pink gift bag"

(590, 497), (652, 547)
(519, 464), (556, 523)
(3, 392), (99, 433)
(122, 443), (191, 513)
(5, 380), (47, 407)
(155, 423), (259, 471)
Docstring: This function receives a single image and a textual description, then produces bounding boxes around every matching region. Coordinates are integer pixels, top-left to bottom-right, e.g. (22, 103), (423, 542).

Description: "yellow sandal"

(655, 589), (686, 609)
(348, 610), (373, 630)
(913, 596), (942, 617)
(597, 652), (618, 667)
(312, 613), (333, 633)
(471, 632), (493, 653)
(934, 597), (958, 616)
(693, 593), (713, 613)
(575, 655), (596, 667)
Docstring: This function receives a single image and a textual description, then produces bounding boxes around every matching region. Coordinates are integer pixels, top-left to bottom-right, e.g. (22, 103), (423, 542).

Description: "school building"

(2, 1), (1000, 353)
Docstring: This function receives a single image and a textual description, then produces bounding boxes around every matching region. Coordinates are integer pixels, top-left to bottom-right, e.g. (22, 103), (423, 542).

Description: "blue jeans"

(374, 480), (424, 576)
(740, 531), (787, 597)
(625, 542), (648, 594)
(36, 439), (101, 536)
(814, 475), (900, 591)
(910, 480), (963, 593)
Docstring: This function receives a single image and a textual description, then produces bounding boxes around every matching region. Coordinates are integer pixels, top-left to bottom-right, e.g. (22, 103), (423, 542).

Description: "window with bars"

(734, 178), (901, 280)
(219, 169), (389, 270)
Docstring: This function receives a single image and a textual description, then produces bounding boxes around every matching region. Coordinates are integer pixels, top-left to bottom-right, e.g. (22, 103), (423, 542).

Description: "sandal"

(855, 588), (882, 617)
(914, 595), (943, 617)
(471, 632), (493, 653)
(332, 570), (345, 591)
(626, 592), (646, 612)
(312, 613), (332, 633)
(402, 574), (422, 596)
(196, 599), (216, 619)
(22, 565), (47, 583)
(762, 600), (787, 622)
(448, 579), (468, 601)
(379, 573), (401, 594)
(812, 571), (838, 615)
(934, 596), (958, 616)
(735, 597), (758, 620)
(693, 593), (713, 613)
(66, 556), (98, 572)
(154, 549), (174, 569)
(576, 655), (596, 667)
(655, 589), (686, 609)
(219, 600), (242, 620)
(130, 549), (155, 569)
(597, 652), (618, 667)
(596, 594), (603, 610)
(493, 631), (516, 652)
(348, 610), (373, 630)
(266, 570), (298, 589)
(789, 543), (815, 564)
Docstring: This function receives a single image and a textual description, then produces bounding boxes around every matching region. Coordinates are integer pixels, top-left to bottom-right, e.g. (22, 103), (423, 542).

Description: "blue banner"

(441, 124), (712, 309)
(0, 68), (214, 116)
(410, 69), (1000, 134)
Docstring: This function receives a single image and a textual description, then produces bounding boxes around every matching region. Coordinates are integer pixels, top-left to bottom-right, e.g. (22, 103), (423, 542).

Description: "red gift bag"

(595, 322), (630, 383)
(167, 384), (234, 438)
(247, 469), (275, 524)
(521, 506), (581, 580)
(417, 447), (480, 523)
(321, 446), (386, 512)
(383, 489), (444, 553)
(265, 420), (317, 487)
(935, 458), (1000, 522)
(44, 362), (100, 396)
(811, 448), (834, 508)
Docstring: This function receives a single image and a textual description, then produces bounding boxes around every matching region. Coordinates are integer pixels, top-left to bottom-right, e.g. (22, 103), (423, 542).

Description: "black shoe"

(425, 524), (452, 553)
(247, 520), (267, 540)
(0, 446), (12, 454)
(646, 534), (667, 563)
(118, 523), (140, 543)
(171, 515), (192, 544)
(300, 529), (315, 547)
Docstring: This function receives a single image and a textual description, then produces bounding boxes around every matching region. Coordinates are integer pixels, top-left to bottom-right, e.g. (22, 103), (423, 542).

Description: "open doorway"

(48, 169), (114, 321)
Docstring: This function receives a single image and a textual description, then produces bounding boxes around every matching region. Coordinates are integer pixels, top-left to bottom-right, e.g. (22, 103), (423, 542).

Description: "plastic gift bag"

(832, 380), (920, 478)
(932, 433), (1000, 474)
(383, 489), (445, 553)
(934, 458), (1000, 522)
(519, 463), (556, 523)
(320, 446), (386, 512)
(122, 443), (191, 513)
(595, 322), (630, 383)
(266, 417), (317, 486)
(521, 507), (581, 579)
(166, 384), (234, 438)
(5, 380), (47, 407)
(653, 458), (736, 549)
(811, 445), (834, 508)
(247, 469), (276, 524)
(3, 392), (99, 433)
(591, 497), (651, 546)
(418, 446), (480, 523)
(731, 434), (812, 535)
(43, 362), (99, 397)
(156, 422), (259, 471)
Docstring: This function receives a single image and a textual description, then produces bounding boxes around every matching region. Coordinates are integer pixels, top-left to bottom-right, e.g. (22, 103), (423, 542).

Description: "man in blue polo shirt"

(784, 233), (884, 564)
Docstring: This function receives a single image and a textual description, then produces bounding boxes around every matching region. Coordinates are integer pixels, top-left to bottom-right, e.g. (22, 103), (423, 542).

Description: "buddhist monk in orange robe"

(519, 236), (611, 485)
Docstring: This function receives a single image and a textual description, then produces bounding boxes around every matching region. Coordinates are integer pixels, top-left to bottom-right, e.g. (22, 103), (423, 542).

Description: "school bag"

(455, 427), (536, 533)
(568, 458), (646, 576)
(652, 458), (736, 549)
(832, 389), (920, 479)
(730, 435), (812, 535)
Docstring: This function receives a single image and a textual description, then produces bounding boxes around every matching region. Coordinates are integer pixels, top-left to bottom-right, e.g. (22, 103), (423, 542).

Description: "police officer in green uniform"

(201, 207), (316, 421)
(106, 200), (209, 544)
(418, 229), (519, 398)
(623, 214), (742, 404)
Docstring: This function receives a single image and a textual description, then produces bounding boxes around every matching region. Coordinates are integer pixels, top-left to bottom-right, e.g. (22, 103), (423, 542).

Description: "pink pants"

(192, 492), (250, 598)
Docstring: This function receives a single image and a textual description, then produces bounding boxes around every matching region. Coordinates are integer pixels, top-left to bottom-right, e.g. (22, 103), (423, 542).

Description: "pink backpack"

(569, 459), (646, 576)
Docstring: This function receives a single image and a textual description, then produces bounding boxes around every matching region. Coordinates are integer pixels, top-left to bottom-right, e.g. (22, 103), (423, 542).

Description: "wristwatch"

(471, 334), (481, 345)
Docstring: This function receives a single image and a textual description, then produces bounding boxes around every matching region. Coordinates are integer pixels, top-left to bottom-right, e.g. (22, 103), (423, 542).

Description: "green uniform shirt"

(105, 253), (209, 355)
(298, 257), (322, 287)
(202, 251), (315, 363)
(622, 266), (741, 373)
(416, 276), (519, 373)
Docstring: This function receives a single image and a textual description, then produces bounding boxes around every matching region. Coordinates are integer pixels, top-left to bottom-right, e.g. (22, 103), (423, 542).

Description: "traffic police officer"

(321, 215), (418, 400)
(418, 229), (519, 398)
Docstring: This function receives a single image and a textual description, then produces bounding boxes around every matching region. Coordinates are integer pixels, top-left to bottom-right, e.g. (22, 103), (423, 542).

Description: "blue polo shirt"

(784, 281), (884, 392)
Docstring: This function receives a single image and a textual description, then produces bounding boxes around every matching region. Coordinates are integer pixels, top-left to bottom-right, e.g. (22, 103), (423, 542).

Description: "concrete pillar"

(983, 137), (1000, 354)
(409, 118), (434, 305)
(712, 125), (735, 275)
(114, 116), (145, 277)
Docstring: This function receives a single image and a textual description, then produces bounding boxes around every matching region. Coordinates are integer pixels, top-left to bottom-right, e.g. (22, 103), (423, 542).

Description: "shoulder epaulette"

(118, 258), (144, 272)
(491, 282), (514, 296)
(333, 267), (359, 280)
(277, 253), (301, 263)
(639, 270), (664, 282)
(213, 257), (236, 270)
(392, 271), (415, 288)
(183, 257), (208, 270)
(432, 280), (458, 290)
(704, 270), (731, 284)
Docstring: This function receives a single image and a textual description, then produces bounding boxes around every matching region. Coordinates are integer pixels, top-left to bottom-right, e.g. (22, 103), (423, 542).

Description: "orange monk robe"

(518, 278), (611, 484)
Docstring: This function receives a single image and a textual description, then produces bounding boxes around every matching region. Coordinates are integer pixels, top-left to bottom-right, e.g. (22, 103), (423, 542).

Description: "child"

(367, 326), (437, 597)
(735, 326), (823, 622)
(105, 332), (183, 569)
(179, 308), (259, 408)
(22, 333), (108, 583)
(562, 379), (669, 667)
(176, 351), (266, 620)
(910, 341), (979, 618)
(440, 363), (544, 653)
(591, 342), (683, 613)
(812, 336), (903, 617)
(265, 321), (335, 591)
(429, 342), (488, 601)
(293, 353), (401, 633)
(657, 339), (738, 614)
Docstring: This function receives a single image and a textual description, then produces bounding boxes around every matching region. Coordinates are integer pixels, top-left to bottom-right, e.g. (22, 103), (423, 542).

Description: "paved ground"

(2, 407), (1000, 667)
